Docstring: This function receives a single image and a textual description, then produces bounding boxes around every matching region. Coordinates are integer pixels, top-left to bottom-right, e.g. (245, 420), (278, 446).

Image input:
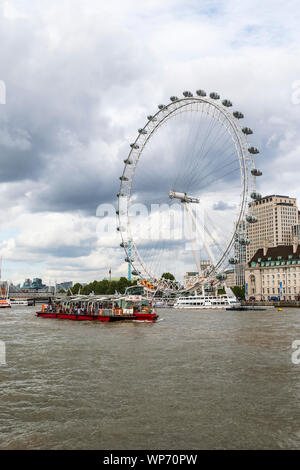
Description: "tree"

(231, 285), (245, 299)
(118, 277), (132, 293)
(67, 278), (138, 296)
(161, 272), (175, 281)
(71, 283), (83, 295)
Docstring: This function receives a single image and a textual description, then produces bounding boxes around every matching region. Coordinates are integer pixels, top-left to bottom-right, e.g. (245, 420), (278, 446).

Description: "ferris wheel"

(117, 89), (262, 292)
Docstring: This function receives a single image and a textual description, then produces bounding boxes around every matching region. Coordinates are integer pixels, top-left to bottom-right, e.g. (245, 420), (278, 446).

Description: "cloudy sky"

(0, 0), (300, 284)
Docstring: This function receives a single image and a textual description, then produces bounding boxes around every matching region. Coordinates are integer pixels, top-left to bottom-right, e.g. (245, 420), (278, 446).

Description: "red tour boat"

(36, 292), (158, 323)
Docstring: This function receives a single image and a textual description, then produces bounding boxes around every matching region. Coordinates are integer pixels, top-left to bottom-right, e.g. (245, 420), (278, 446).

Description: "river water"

(0, 306), (299, 449)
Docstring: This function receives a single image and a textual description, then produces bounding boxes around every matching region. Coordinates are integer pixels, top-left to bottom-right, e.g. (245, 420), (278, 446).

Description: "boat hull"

(36, 312), (158, 322)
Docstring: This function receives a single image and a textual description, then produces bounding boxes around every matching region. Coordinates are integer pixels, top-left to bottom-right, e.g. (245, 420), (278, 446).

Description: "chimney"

(262, 239), (270, 257)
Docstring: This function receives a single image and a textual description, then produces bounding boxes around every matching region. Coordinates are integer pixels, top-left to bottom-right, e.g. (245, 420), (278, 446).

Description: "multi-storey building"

(183, 261), (212, 288)
(291, 222), (300, 243)
(56, 281), (73, 291)
(245, 242), (300, 301)
(184, 271), (198, 288)
(22, 278), (32, 289)
(247, 195), (299, 262)
(234, 218), (247, 286)
(224, 269), (235, 288)
(22, 278), (46, 290)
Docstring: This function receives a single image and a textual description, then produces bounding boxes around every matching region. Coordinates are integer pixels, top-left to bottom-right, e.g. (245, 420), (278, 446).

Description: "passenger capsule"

(250, 192), (262, 200)
(138, 128), (147, 134)
(246, 215), (258, 223)
(229, 257), (238, 265)
(183, 91), (193, 97)
(124, 158), (132, 165)
(233, 111), (244, 119)
(196, 89), (206, 97)
(117, 192), (125, 198)
(119, 176), (128, 181)
(130, 143), (139, 149)
(158, 104), (166, 110)
(248, 147), (259, 154)
(116, 210), (119, 215)
(251, 168), (262, 176)
(209, 92), (220, 99)
(242, 127), (253, 135)
(222, 99), (232, 107)
(147, 115), (157, 121)
(239, 237), (250, 246)
(117, 226), (125, 232)
(125, 257), (134, 263)
(132, 270), (139, 276)
(170, 96), (178, 102)
(120, 242), (128, 248)
(216, 273), (227, 280)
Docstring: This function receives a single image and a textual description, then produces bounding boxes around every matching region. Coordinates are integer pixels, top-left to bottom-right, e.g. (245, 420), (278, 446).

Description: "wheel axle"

(169, 190), (200, 204)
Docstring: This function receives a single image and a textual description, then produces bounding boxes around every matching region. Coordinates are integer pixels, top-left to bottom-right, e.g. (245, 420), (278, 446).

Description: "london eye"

(117, 90), (261, 292)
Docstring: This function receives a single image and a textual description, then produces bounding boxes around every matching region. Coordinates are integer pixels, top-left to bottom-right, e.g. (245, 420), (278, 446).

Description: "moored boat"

(0, 280), (11, 308)
(153, 300), (167, 308)
(174, 288), (240, 310)
(0, 298), (11, 308)
(10, 299), (34, 306)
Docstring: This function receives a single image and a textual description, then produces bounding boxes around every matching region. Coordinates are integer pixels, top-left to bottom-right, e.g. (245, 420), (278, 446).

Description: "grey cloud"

(213, 201), (236, 211)
(0, 6), (156, 213)
(28, 244), (94, 258)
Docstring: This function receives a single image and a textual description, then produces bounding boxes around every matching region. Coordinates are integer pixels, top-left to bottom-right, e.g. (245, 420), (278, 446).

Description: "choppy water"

(0, 306), (300, 449)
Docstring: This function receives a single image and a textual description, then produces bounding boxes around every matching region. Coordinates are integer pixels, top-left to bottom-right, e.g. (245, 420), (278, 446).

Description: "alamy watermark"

(96, 202), (206, 250)
(291, 340), (300, 364)
(291, 80), (300, 105)
(0, 80), (6, 104)
(0, 340), (6, 365)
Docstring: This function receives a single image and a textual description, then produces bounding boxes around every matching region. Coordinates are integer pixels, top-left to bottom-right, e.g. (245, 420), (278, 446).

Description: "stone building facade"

(245, 243), (300, 301)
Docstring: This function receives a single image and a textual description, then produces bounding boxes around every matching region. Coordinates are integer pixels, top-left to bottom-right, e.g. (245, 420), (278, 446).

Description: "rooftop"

(263, 194), (292, 199)
(249, 245), (300, 266)
(249, 194), (296, 207)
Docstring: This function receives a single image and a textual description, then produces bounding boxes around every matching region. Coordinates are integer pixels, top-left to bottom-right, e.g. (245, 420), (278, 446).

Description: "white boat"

(0, 298), (11, 308)
(153, 301), (167, 308)
(174, 288), (240, 310)
(10, 299), (31, 306)
(0, 280), (11, 308)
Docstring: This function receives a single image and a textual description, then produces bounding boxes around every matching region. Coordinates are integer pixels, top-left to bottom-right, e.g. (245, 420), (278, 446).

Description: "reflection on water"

(0, 306), (300, 449)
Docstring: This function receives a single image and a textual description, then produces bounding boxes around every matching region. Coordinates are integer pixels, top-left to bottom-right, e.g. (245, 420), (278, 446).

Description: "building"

(183, 261), (212, 288)
(56, 281), (73, 292)
(224, 269), (235, 288)
(245, 242), (300, 301)
(31, 278), (46, 290)
(22, 278), (47, 290)
(291, 222), (300, 243)
(234, 218), (247, 286)
(184, 272), (198, 288)
(247, 195), (299, 262)
(22, 278), (32, 289)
